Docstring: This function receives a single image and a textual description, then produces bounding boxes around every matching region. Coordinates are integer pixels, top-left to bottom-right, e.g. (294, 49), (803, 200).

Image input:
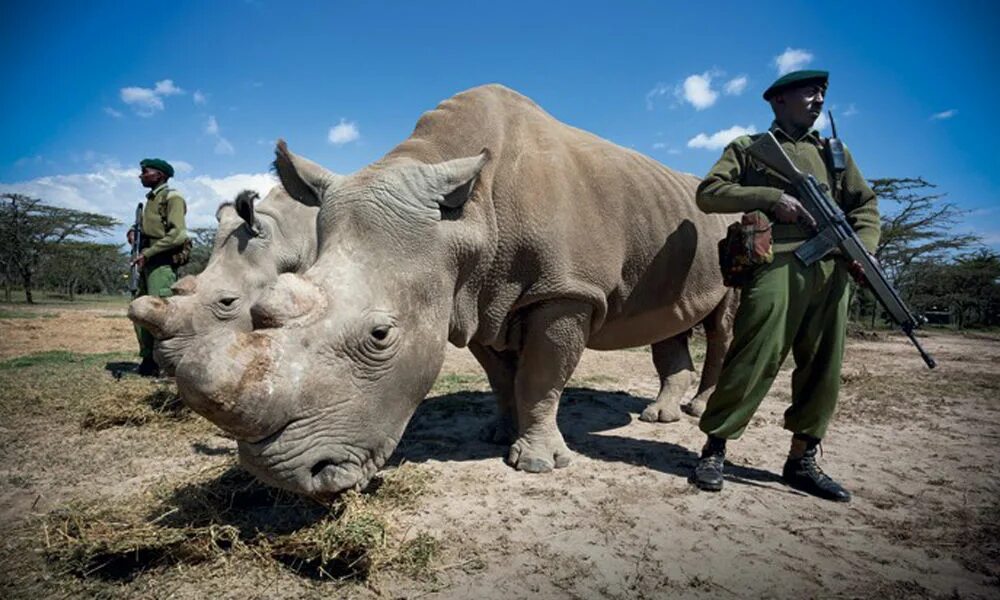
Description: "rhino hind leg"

(640, 334), (695, 423)
(683, 289), (738, 417)
(507, 301), (591, 473)
(468, 342), (518, 445)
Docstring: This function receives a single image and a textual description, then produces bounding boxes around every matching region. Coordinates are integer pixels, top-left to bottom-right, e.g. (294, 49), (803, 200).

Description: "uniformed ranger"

(130, 158), (189, 377)
(691, 70), (880, 502)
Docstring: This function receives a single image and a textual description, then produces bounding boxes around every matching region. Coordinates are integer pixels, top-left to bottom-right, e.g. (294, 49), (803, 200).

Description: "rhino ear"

(273, 139), (341, 207)
(415, 149), (490, 209)
(234, 190), (260, 235)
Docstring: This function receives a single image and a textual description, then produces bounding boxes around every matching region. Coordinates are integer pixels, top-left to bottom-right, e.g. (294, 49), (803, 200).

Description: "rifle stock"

(746, 132), (936, 369)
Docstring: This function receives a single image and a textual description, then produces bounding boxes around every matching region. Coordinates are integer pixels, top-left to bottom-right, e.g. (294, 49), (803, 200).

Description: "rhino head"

(128, 185), (320, 375)
(175, 140), (489, 498)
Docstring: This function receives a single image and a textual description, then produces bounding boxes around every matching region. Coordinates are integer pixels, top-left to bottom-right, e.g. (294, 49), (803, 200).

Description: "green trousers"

(133, 262), (177, 359)
(699, 253), (850, 440)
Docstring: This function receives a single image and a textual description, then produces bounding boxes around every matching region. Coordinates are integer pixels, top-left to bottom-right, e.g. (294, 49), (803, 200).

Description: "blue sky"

(2, 1), (998, 249)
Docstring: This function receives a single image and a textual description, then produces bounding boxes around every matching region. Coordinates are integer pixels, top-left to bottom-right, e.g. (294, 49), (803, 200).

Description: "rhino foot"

(480, 414), (516, 445)
(507, 434), (572, 473)
(639, 401), (682, 423)
(682, 393), (709, 418)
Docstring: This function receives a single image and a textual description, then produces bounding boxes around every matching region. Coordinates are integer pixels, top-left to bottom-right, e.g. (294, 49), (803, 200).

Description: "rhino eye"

(371, 325), (391, 341)
(219, 297), (239, 307)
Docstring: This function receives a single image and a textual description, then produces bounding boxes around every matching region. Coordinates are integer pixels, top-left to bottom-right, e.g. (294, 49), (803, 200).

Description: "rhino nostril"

(311, 459), (335, 477)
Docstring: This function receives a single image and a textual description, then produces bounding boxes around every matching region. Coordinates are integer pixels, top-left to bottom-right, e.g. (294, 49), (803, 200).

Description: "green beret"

(139, 158), (174, 178)
(763, 70), (829, 101)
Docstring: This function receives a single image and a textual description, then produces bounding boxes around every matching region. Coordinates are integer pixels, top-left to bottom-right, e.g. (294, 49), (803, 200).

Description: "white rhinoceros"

(174, 84), (736, 498)
(127, 186), (320, 375)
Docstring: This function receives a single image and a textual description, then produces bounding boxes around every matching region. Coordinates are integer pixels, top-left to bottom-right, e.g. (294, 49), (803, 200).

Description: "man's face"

(139, 167), (166, 189)
(774, 83), (826, 131)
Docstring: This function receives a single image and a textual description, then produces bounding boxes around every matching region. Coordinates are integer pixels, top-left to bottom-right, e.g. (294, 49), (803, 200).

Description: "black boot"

(782, 443), (851, 502)
(692, 436), (726, 492)
(136, 357), (160, 377)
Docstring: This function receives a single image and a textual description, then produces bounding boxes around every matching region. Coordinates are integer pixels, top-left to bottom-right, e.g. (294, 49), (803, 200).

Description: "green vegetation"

(0, 308), (56, 319)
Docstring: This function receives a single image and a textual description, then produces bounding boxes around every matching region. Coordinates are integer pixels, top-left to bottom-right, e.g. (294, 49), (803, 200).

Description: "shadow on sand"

(393, 387), (782, 487)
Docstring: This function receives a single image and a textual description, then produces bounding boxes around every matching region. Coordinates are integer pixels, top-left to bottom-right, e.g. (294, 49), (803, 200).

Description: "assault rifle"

(128, 202), (143, 294)
(746, 131), (936, 369)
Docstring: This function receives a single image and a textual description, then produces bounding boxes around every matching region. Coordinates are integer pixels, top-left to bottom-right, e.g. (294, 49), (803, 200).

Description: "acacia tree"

(851, 178), (981, 325)
(0, 193), (119, 303)
(871, 177), (979, 293)
(39, 242), (129, 299)
(178, 227), (218, 278)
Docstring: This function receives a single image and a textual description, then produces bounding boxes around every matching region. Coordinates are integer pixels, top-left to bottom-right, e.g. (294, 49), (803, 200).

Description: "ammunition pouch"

(171, 239), (193, 267)
(718, 210), (773, 287)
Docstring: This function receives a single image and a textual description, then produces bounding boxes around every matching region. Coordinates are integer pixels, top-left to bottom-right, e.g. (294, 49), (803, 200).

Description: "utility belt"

(141, 236), (192, 269)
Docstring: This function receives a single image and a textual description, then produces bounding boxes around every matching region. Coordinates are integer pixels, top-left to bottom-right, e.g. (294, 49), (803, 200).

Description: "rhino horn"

(250, 273), (325, 329)
(409, 149), (490, 209)
(171, 275), (198, 296)
(273, 139), (342, 207)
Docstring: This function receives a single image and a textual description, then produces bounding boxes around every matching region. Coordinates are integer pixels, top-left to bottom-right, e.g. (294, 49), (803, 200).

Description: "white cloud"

(104, 107), (123, 118)
(645, 82), (672, 110)
(119, 79), (185, 116)
(687, 125), (757, 150)
(652, 142), (667, 150)
(328, 119), (360, 145)
(813, 111), (830, 132)
(204, 116), (234, 155)
(774, 48), (814, 75)
(843, 103), (859, 117)
(0, 166), (276, 235)
(681, 73), (718, 110)
(930, 109), (958, 120)
(724, 76), (748, 96)
(193, 90), (207, 105)
(153, 79), (184, 96)
(120, 87), (164, 116)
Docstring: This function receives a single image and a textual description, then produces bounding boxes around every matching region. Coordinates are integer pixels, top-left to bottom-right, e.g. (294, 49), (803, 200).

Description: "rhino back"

(383, 85), (731, 349)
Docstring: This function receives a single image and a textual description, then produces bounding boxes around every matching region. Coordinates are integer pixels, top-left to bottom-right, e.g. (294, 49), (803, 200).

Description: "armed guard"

(129, 158), (189, 377)
(690, 70), (880, 502)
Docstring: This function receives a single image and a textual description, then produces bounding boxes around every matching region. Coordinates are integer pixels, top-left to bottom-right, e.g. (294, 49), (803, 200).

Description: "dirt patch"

(0, 304), (136, 360)
(1, 308), (999, 598)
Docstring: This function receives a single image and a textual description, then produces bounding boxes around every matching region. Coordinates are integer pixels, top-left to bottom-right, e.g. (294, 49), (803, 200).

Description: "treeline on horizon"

(1, 179), (998, 328)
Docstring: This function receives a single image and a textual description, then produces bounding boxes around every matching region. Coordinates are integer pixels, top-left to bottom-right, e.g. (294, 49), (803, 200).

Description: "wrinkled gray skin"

(128, 186), (320, 375)
(175, 85), (736, 499)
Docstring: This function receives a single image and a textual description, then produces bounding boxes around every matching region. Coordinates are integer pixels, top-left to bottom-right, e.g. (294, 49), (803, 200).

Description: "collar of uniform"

(146, 182), (169, 200)
(769, 121), (823, 145)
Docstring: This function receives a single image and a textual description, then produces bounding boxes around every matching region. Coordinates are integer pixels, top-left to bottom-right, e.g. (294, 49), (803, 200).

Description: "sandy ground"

(0, 306), (998, 599)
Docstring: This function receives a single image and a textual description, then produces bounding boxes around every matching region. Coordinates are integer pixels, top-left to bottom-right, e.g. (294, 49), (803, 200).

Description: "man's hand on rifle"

(773, 193), (817, 229)
(131, 254), (146, 269)
(848, 254), (878, 288)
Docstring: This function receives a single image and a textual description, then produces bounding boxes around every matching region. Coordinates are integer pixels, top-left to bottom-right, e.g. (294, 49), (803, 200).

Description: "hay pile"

(38, 462), (439, 583)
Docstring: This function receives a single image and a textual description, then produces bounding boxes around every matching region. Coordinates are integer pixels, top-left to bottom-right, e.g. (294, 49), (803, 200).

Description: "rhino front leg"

(640, 334), (695, 423)
(468, 342), (518, 445)
(507, 301), (590, 473)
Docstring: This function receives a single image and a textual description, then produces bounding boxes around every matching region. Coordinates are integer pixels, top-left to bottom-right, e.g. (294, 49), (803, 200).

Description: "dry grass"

(0, 350), (198, 432)
(28, 462), (438, 588)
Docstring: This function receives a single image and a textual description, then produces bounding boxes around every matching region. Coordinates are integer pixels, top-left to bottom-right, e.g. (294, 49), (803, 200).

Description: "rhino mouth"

(236, 419), (385, 498)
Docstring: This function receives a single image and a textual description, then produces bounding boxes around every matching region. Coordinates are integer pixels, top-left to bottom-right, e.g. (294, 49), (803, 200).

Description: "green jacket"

(696, 123), (881, 254)
(141, 183), (188, 260)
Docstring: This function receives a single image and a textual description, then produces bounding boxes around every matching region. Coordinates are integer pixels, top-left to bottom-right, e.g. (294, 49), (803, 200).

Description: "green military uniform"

(695, 122), (880, 440)
(134, 182), (188, 359)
